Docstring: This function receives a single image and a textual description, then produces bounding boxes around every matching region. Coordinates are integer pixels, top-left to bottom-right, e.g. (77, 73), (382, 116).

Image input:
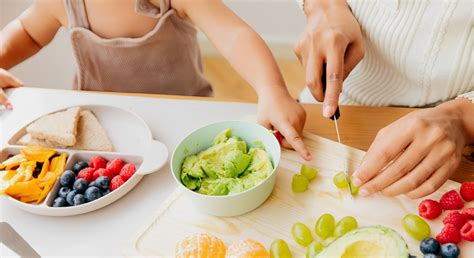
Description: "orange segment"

(176, 233), (226, 258)
(226, 239), (269, 258)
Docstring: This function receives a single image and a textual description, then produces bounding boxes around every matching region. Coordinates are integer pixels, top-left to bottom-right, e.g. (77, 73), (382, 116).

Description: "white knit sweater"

(299, 0), (473, 107)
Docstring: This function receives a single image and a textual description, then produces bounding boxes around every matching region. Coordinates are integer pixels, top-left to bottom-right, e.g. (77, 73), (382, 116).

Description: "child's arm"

(0, 0), (63, 109)
(172, 0), (311, 160)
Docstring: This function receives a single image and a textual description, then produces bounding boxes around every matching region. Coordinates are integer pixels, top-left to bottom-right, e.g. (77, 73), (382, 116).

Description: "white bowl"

(171, 121), (281, 217)
(2, 105), (168, 216)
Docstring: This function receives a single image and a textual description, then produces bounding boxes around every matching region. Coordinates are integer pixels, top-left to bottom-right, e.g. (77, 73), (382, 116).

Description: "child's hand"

(0, 68), (23, 110)
(352, 99), (474, 199)
(257, 90), (312, 161)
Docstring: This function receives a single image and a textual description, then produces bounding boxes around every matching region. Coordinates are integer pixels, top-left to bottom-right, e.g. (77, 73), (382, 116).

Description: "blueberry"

(440, 243), (460, 258)
(424, 254), (438, 258)
(66, 190), (77, 206)
(52, 197), (67, 207)
(73, 194), (85, 206)
(420, 237), (440, 254)
(102, 189), (111, 196)
(89, 181), (99, 188)
(58, 187), (71, 198)
(95, 176), (110, 190)
(73, 178), (88, 193)
(73, 161), (89, 174)
(60, 170), (76, 187)
(85, 186), (102, 202)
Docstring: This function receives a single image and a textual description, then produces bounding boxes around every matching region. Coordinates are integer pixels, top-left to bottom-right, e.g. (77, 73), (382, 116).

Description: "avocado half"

(316, 225), (410, 258)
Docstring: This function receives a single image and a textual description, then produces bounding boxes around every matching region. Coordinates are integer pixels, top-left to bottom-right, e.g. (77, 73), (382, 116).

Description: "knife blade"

(321, 64), (352, 195)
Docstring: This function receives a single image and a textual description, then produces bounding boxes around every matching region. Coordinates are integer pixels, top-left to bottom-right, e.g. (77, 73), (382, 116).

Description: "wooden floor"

(203, 56), (306, 101)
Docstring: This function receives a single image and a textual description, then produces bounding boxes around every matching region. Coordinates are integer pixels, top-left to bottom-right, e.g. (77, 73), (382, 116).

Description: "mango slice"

(38, 159), (50, 179)
(21, 145), (56, 162)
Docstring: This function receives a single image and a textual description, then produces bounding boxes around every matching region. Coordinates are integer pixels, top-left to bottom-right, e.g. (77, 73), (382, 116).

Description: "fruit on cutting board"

(52, 156), (135, 207)
(306, 240), (324, 257)
(332, 171), (348, 189)
(440, 243), (460, 258)
(460, 220), (474, 241)
(419, 237), (440, 255)
(269, 239), (292, 258)
(315, 226), (409, 258)
(419, 199), (443, 220)
(292, 222), (314, 247)
(0, 145), (67, 204)
(314, 213), (335, 240)
(226, 239), (268, 258)
(175, 233), (226, 258)
(334, 216), (358, 237)
(349, 177), (360, 196)
(402, 214), (431, 241)
(300, 164), (317, 181)
(291, 174), (309, 193)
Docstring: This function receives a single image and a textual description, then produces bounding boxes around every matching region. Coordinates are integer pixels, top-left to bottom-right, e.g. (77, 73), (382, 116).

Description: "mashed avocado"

(180, 128), (273, 196)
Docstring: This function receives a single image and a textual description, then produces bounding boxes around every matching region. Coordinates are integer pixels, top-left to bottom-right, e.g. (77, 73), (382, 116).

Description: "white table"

(0, 87), (257, 257)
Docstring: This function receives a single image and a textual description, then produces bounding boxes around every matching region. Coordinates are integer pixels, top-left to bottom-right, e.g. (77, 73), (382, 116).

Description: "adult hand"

(294, 0), (364, 117)
(0, 68), (23, 110)
(258, 89), (312, 161)
(352, 99), (474, 199)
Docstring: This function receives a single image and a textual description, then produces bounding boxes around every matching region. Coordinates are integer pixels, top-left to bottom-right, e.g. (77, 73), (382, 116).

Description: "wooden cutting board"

(125, 133), (473, 257)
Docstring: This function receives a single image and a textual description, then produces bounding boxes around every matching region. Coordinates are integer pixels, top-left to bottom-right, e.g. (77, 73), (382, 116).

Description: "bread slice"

(73, 110), (113, 152)
(26, 107), (81, 147)
(18, 109), (113, 152)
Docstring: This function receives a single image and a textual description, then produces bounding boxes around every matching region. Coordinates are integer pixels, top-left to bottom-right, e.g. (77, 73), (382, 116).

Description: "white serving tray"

(2, 105), (168, 216)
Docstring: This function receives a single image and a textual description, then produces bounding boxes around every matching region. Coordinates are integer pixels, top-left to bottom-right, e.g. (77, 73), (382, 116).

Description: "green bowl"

(171, 121), (281, 216)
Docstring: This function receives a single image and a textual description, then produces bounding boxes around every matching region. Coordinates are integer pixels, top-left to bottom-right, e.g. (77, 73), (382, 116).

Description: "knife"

(321, 64), (353, 195)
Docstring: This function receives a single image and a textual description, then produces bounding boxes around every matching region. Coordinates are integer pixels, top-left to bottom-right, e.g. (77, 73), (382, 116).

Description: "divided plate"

(1, 105), (168, 216)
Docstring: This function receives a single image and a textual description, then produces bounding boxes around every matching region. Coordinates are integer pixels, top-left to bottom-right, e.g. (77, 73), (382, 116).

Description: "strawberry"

(462, 207), (474, 220)
(106, 159), (125, 175)
(460, 220), (474, 241)
(439, 190), (464, 210)
(443, 211), (469, 229)
(460, 182), (474, 202)
(92, 168), (115, 181)
(119, 163), (136, 182)
(77, 167), (95, 184)
(436, 223), (462, 244)
(419, 199), (443, 220)
(90, 156), (107, 169)
(109, 175), (125, 191)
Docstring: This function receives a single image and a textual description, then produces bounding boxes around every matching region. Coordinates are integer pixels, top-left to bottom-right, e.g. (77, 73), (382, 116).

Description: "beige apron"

(64, 0), (213, 96)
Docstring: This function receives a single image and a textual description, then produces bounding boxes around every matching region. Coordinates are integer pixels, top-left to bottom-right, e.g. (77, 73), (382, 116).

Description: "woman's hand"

(0, 68), (23, 110)
(258, 89), (312, 161)
(295, 0), (364, 117)
(352, 99), (474, 199)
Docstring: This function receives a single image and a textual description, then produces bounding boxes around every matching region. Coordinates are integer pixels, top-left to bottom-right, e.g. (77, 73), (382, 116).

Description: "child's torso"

(62, 0), (212, 96)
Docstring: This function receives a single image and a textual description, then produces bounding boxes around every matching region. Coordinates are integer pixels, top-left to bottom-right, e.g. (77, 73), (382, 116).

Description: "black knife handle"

(321, 64), (341, 121)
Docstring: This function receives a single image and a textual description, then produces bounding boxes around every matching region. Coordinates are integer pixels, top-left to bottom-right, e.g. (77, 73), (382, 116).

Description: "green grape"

(314, 213), (335, 239)
(332, 172), (349, 189)
(292, 222), (314, 247)
(306, 240), (324, 258)
(334, 216), (358, 237)
(350, 177), (360, 195)
(292, 174), (309, 193)
(300, 164), (318, 181)
(270, 239), (292, 258)
(402, 214), (431, 240)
